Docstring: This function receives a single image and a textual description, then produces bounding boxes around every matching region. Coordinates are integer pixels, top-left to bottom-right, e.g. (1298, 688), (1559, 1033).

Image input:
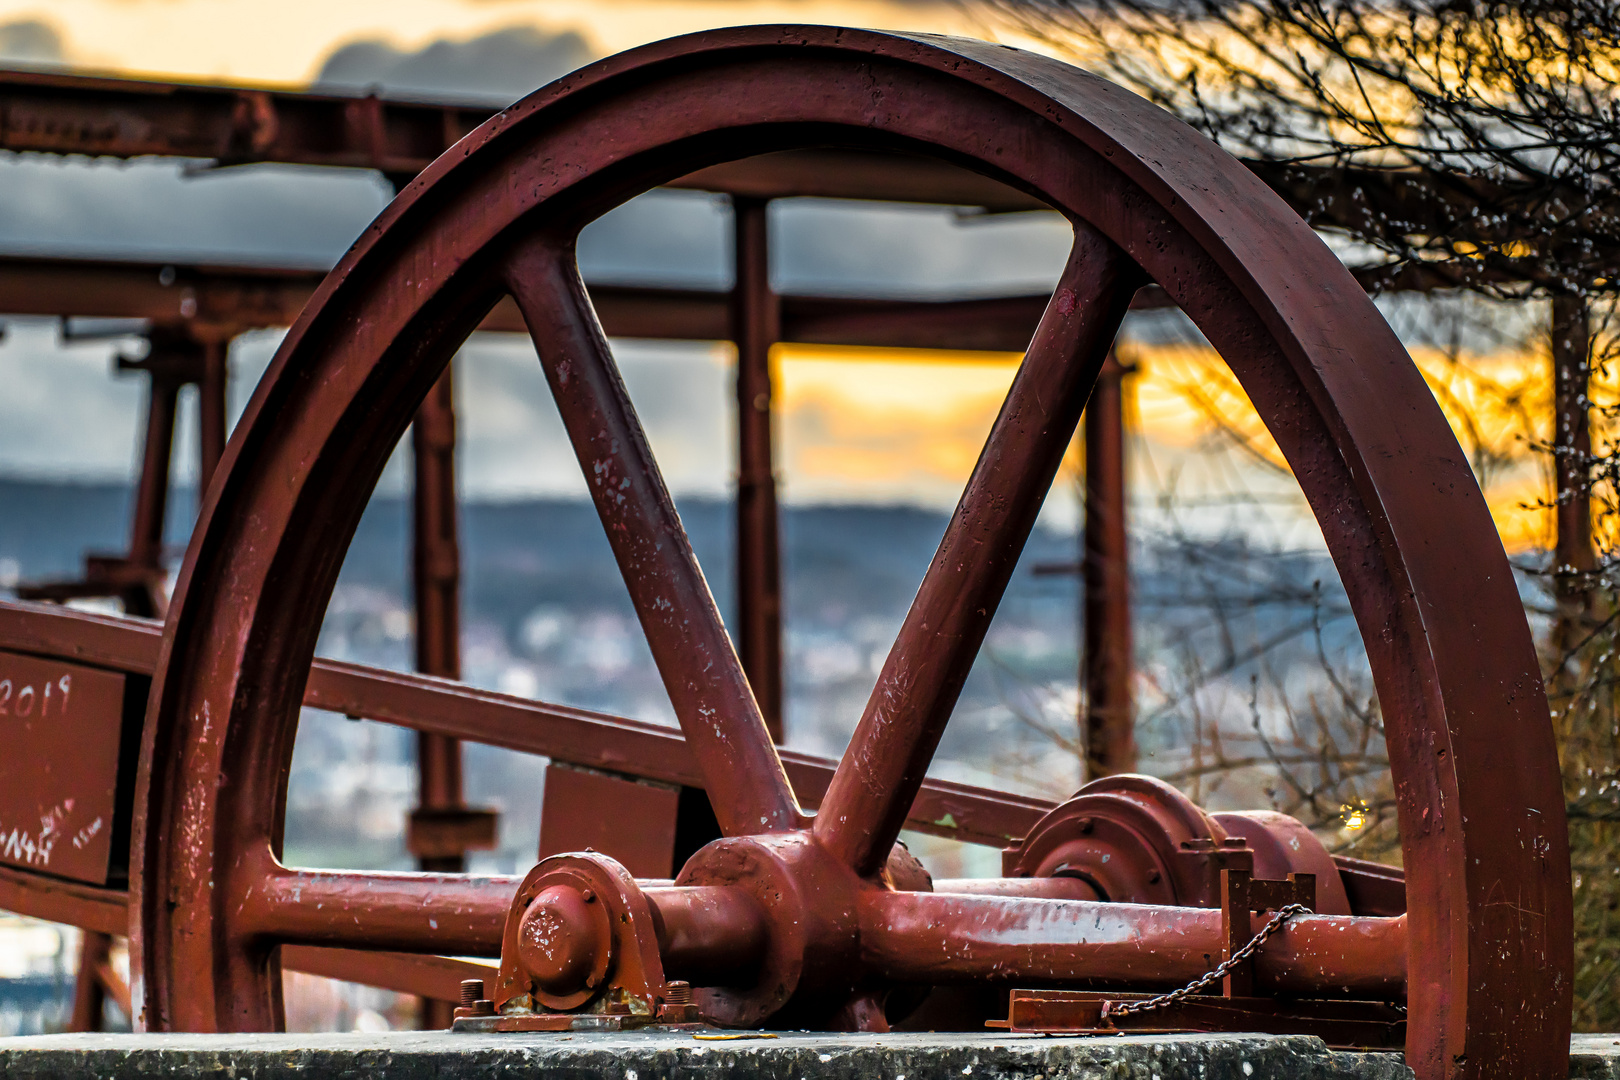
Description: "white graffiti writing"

(0, 801), (74, 868)
(0, 674), (71, 720)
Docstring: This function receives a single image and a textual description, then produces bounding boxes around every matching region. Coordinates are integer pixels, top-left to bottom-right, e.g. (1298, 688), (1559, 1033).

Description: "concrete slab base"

(0, 1030), (1615, 1080)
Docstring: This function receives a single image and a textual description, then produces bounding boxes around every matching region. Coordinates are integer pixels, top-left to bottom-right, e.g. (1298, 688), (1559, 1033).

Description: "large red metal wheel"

(129, 25), (1568, 1080)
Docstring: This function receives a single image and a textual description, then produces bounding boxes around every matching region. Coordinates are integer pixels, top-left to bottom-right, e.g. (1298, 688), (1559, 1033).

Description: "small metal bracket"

(1220, 868), (1314, 996)
(465, 852), (699, 1033)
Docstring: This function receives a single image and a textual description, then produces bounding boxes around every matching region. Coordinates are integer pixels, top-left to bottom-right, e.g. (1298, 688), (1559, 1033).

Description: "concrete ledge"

(1575, 1035), (1620, 1080)
(2, 1030), (1615, 1079)
(0, 1030), (1414, 1080)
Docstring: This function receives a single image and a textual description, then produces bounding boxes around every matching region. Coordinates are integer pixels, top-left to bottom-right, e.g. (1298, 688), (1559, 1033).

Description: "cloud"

(0, 19), (65, 67)
(313, 24), (595, 104)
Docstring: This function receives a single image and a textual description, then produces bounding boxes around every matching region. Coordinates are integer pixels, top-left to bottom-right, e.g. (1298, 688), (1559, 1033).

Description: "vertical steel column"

(732, 197), (784, 742)
(410, 366), (464, 1030)
(1082, 351), (1135, 781)
(197, 336), (228, 493)
(121, 354), (182, 619)
(68, 931), (111, 1032)
(1552, 295), (1595, 641)
(411, 367), (465, 859)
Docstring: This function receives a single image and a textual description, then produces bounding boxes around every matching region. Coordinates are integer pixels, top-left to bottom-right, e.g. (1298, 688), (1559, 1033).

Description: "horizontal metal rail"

(0, 600), (1052, 847)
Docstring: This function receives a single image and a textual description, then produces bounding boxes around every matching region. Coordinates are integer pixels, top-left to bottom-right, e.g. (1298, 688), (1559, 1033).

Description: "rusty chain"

(1104, 903), (1313, 1018)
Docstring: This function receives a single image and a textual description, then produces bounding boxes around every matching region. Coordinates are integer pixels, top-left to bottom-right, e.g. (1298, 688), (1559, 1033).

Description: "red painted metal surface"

(537, 765), (681, 878)
(1081, 352), (1134, 778)
(0, 25), (1566, 1080)
(408, 363), (490, 912)
(815, 228), (1142, 876)
(504, 235), (801, 837)
(0, 651), (128, 885)
(732, 196), (785, 742)
(121, 27), (1565, 1076)
(0, 599), (1053, 846)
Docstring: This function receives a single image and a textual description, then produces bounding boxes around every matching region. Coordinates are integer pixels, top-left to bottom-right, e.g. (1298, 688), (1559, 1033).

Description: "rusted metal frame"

(0, 252), (1406, 349)
(1082, 351), (1135, 779)
(0, 857), (496, 1009)
(242, 864), (768, 985)
(127, 277), (497, 1033)
(311, 656), (1047, 845)
(0, 861), (126, 936)
(731, 196), (785, 741)
(4, 65), (1609, 296)
(238, 857), (516, 956)
(127, 28), (1564, 1068)
(0, 68), (491, 175)
(1551, 295), (1595, 638)
(197, 336), (228, 491)
(0, 600), (1051, 846)
(69, 931), (118, 1032)
(858, 890), (1407, 998)
(1, 65), (1601, 269)
(17, 323), (227, 614)
(407, 365), (472, 1029)
(888, 33), (1562, 1076)
(814, 226), (1142, 876)
(504, 235), (801, 837)
(0, 251), (1062, 344)
(125, 368), (180, 577)
(409, 368), (469, 871)
(240, 862), (1406, 1002)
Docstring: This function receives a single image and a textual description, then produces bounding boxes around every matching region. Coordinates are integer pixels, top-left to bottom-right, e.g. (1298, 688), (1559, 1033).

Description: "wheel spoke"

(504, 234), (801, 836)
(813, 225), (1141, 874)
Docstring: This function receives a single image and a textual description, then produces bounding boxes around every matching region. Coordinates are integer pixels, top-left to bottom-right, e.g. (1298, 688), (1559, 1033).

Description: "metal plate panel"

(538, 764), (679, 879)
(0, 651), (127, 885)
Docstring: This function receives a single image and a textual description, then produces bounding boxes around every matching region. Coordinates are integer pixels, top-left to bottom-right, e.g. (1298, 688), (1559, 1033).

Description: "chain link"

(1105, 903), (1312, 1018)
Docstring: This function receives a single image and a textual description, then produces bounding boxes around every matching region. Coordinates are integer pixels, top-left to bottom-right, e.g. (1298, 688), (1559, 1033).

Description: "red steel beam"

(0, 68), (490, 179)
(1082, 352), (1134, 779)
(0, 862), (498, 1005)
(0, 601), (1052, 847)
(0, 69), (1039, 208)
(0, 66), (1590, 281)
(1551, 296), (1594, 627)
(0, 252), (1438, 347)
(858, 890), (1407, 998)
(731, 197), (784, 740)
(0, 251), (1065, 347)
(410, 368), (468, 871)
(409, 365), (468, 1028)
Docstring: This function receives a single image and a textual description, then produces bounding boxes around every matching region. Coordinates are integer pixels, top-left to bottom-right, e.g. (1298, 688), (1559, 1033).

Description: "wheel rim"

(130, 26), (1569, 1079)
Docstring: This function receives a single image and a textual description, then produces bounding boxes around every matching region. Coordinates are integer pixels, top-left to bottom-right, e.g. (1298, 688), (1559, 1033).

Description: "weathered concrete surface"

(0, 1029), (1414, 1080)
(1, 1030), (1612, 1079)
(1573, 1035), (1620, 1080)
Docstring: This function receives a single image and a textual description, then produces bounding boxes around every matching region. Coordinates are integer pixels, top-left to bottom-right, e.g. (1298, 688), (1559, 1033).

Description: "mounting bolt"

(1076, 817), (1094, 834)
(460, 979), (483, 1009)
(581, 889), (596, 903)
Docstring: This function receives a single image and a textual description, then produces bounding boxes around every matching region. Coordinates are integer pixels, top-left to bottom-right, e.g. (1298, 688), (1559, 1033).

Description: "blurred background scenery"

(0, 0), (1615, 1038)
